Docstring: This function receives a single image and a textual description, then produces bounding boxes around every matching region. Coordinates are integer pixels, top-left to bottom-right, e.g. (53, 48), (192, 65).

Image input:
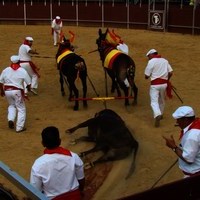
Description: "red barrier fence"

(0, 1), (199, 34)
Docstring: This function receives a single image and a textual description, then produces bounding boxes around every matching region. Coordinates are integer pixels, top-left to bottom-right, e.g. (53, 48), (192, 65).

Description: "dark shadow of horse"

(56, 39), (88, 111)
(96, 28), (138, 106)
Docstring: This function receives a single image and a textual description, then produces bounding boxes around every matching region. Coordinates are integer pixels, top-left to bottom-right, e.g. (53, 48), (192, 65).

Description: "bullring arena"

(1, 1), (200, 200)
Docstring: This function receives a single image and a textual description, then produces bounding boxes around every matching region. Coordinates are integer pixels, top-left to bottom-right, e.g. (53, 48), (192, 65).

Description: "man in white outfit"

(163, 106), (200, 178)
(18, 36), (39, 95)
(0, 55), (31, 133)
(51, 16), (63, 46)
(30, 126), (85, 199)
(144, 49), (173, 127)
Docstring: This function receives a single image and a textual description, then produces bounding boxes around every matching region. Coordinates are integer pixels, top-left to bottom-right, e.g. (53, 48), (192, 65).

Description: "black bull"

(66, 109), (139, 179)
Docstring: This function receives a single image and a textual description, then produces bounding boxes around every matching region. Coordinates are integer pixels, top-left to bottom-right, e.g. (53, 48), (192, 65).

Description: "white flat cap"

(146, 49), (157, 57)
(10, 55), (20, 63)
(25, 36), (34, 41)
(172, 106), (195, 119)
(56, 16), (61, 19)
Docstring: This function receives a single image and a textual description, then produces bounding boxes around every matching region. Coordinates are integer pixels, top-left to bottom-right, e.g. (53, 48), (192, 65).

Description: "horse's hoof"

(84, 162), (94, 169)
(125, 102), (130, 106)
(79, 152), (85, 157)
(132, 100), (137, 105)
(69, 139), (77, 145)
(73, 106), (79, 111)
(83, 102), (88, 108)
(69, 95), (75, 102)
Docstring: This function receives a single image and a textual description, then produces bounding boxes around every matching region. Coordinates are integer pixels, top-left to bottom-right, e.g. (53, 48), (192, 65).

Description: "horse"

(96, 28), (138, 106)
(66, 108), (139, 179)
(56, 38), (88, 111)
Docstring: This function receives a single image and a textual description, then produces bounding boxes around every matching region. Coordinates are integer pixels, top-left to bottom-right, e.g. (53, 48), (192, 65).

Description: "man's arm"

(145, 74), (149, 79)
(29, 49), (39, 55)
(168, 72), (173, 80)
(30, 167), (43, 192)
(163, 135), (192, 164)
(0, 83), (5, 97)
(78, 178), (85, 192)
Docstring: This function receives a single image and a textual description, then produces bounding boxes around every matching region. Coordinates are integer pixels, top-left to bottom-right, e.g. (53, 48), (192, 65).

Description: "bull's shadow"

(66, 109), (139, 179)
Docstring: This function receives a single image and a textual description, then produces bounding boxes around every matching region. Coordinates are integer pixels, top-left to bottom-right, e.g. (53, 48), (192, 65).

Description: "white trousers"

(20, 62), (38, 92)
(5, 90), (26, 132)
(149, 84), (167, 118)
(53, 30), (61, 45)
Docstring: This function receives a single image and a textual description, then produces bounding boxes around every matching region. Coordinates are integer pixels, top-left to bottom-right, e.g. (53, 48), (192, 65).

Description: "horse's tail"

(127, 56), (136, 79)
(125, 140), (139, 179)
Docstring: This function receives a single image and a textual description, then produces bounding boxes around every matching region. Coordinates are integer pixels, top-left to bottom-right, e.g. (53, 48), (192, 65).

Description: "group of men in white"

(0, 15), (171, 134)
(0, 36), (39, 133)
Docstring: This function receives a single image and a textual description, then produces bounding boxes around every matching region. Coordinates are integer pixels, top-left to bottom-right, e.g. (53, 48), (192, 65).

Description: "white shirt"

(51, 19), (63, 31)
(179, 123), (200, 174)
(0, 67), (31, 89)
(30, 151), (84, 199)
(117, 43), (129, 55)
(18, 44), (32, 61)
(144, 57), (173, 81)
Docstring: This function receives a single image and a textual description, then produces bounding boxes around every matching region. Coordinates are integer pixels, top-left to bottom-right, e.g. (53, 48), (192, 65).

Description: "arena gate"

(0, 0), (199, 34)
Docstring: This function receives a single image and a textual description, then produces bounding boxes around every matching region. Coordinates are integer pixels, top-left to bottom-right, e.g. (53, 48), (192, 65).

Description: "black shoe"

(8, 121), (14, 129)
(155, 115), (162, 127)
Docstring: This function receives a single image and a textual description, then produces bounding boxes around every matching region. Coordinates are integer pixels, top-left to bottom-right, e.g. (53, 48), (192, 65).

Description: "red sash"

(44, 147), (72, 156)
(151, 78), (168, 85)
(179, 118), (200, 140)
(4, 85), (29, 101)
(182, 170), (200, 177)
(151, 78), (172, 99)
(10, 63), (20, 70)
(52, 189), (81, 200)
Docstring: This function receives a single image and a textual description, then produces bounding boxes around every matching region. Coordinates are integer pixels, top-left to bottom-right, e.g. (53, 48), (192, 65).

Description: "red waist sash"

(4, 86), (20, 91)
(52, 188), (81, 200)
(4, 85), (29, 100)
(182, 170), (200, 177)
(151, 78), (168, 85)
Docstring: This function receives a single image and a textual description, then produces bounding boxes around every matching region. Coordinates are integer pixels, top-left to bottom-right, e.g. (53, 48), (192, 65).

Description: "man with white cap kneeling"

(163, 106), (200, 177)
(0, 55), (31, 133)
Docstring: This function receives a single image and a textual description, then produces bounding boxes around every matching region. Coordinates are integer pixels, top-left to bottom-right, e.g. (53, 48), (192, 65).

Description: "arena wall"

(0, 1), (199, 34)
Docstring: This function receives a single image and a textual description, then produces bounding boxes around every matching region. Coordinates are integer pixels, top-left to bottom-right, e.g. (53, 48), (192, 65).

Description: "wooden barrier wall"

(0, 1), (199, 34)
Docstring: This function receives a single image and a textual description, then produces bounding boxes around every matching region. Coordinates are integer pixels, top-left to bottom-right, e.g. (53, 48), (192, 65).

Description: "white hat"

(10, 55), (20, 63)
(172, 106), (195, 119)
(25, 36), (34, 41)
(146, 49), (157, 57)
(56, 16), (61, 20)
